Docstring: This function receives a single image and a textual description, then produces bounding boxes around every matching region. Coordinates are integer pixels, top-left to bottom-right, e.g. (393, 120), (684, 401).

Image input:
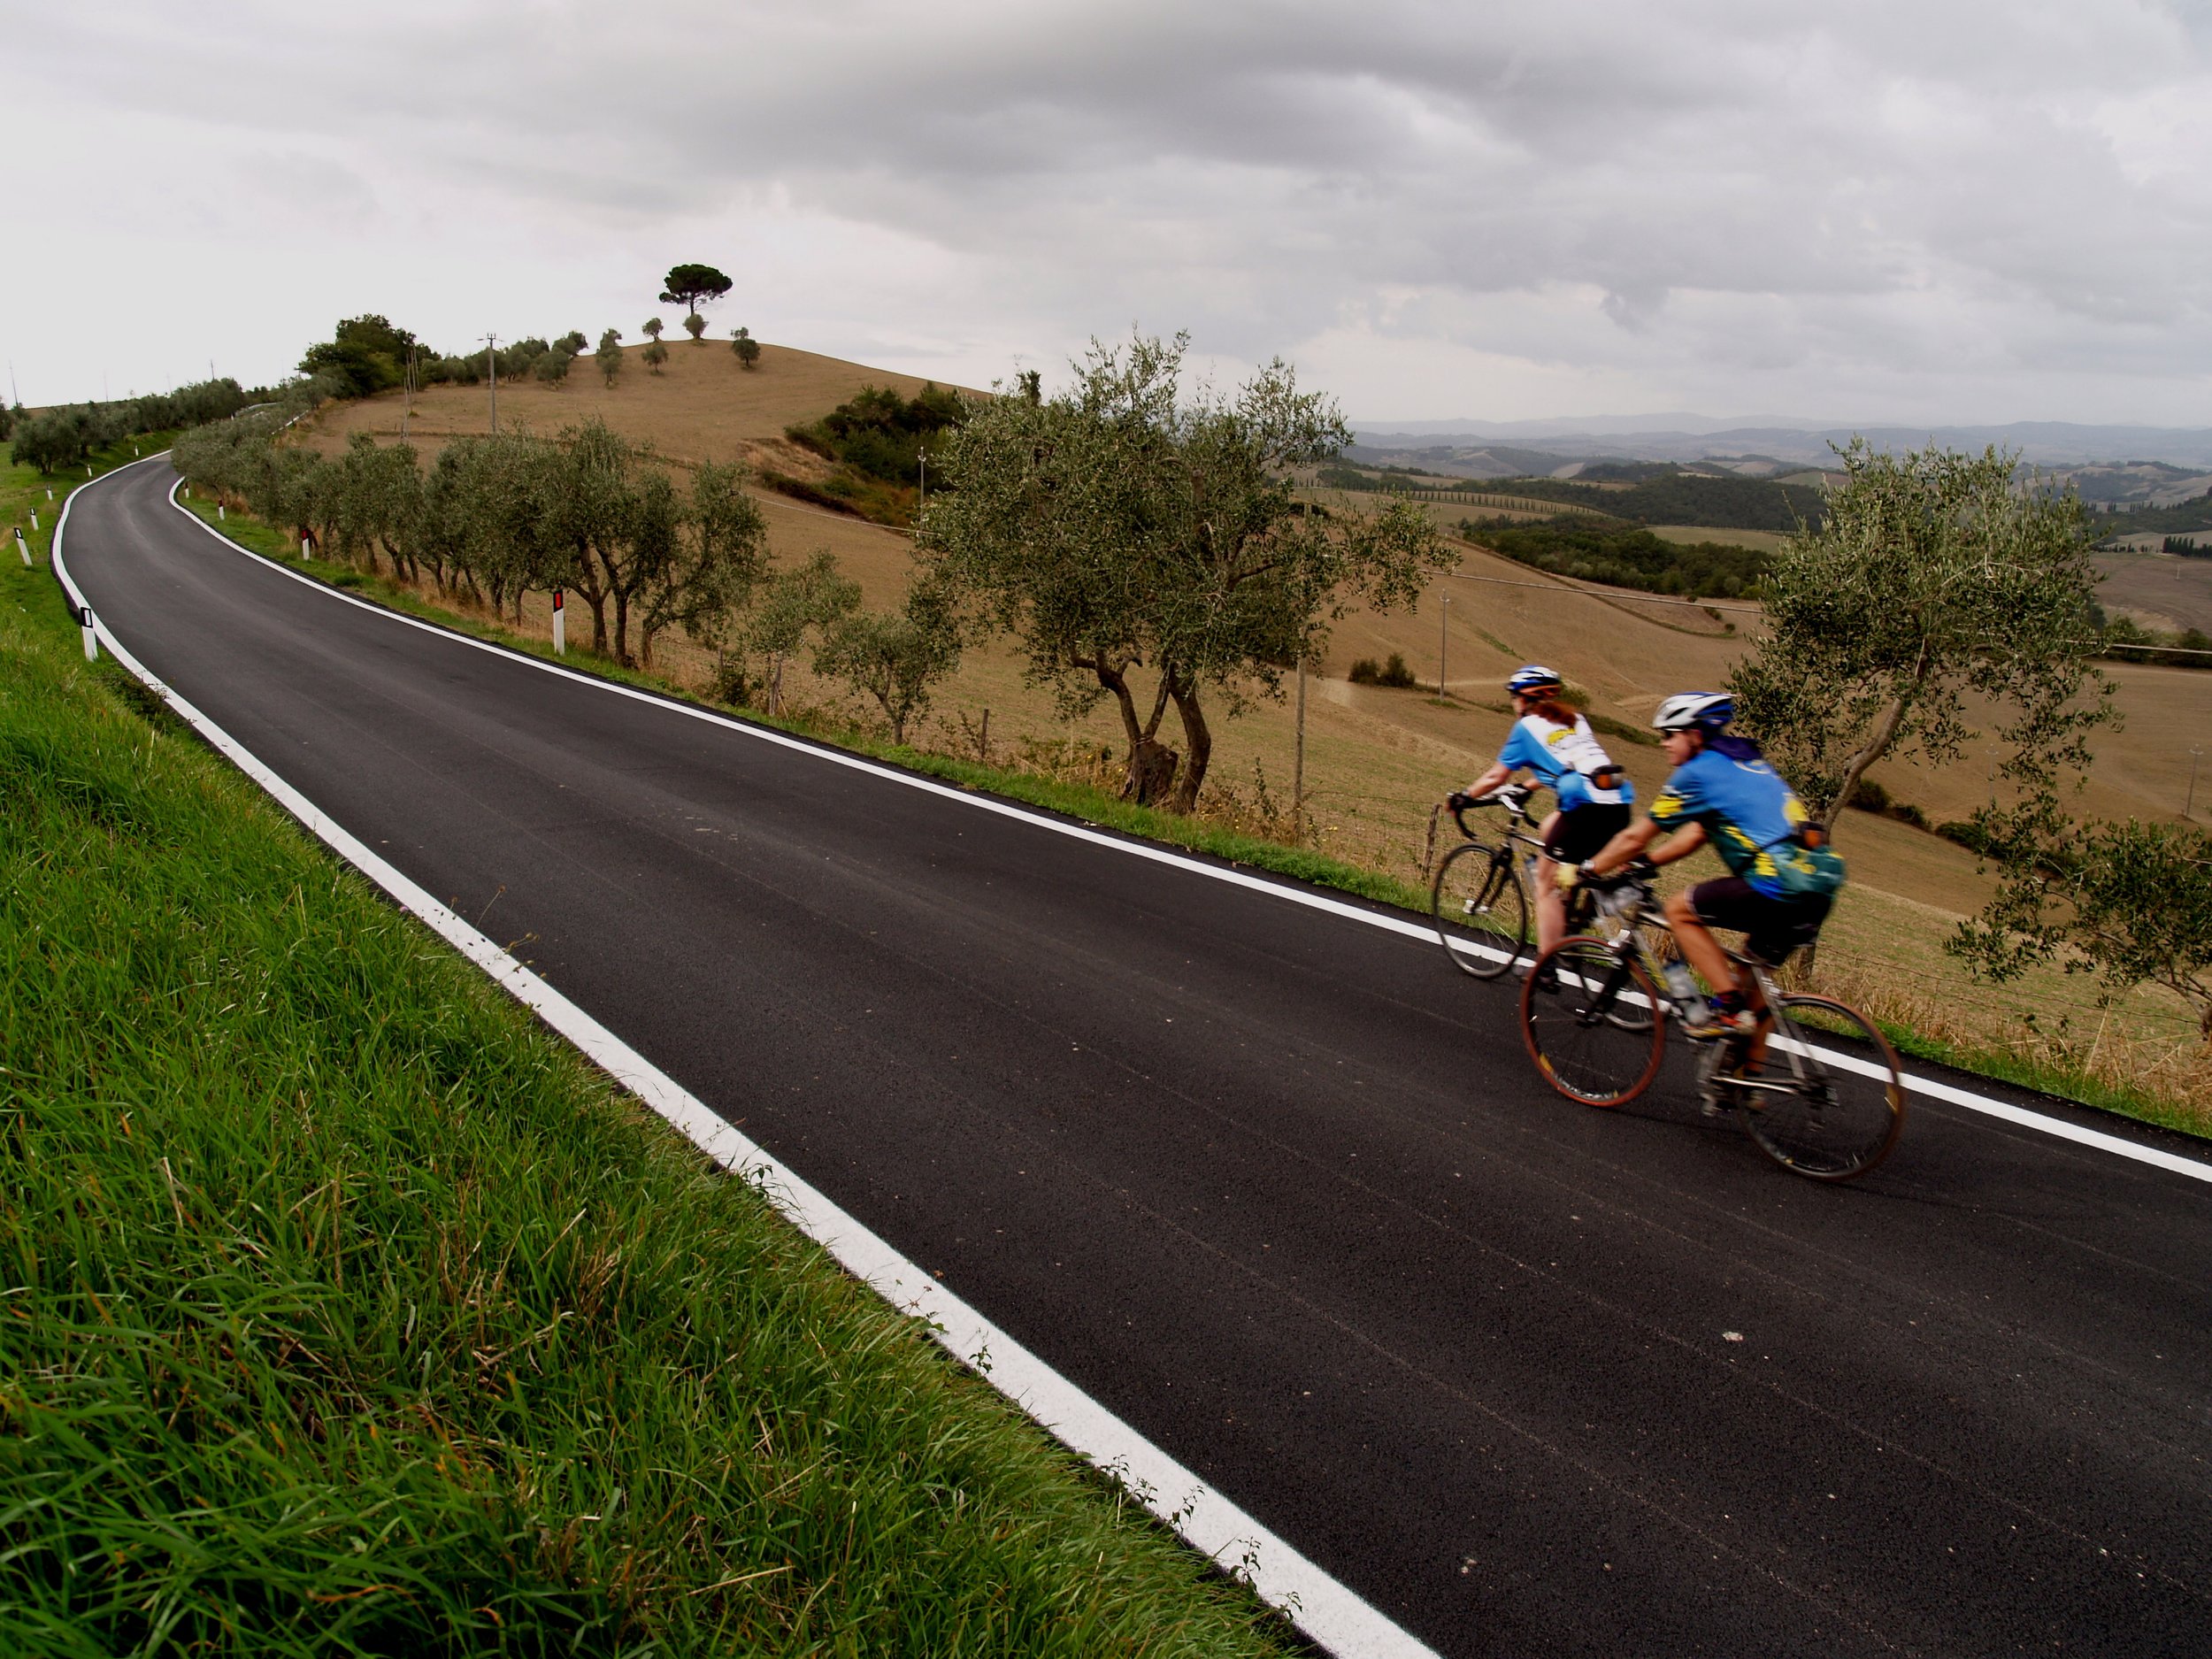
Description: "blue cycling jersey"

(1495, 714), (1634, 811)
(1647, 741), (1810, 899)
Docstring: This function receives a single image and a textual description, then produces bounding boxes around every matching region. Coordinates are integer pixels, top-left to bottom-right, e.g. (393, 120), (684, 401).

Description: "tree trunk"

(1087, 657), (1179, 806)
(1167, 674), (1212, 816)
(1824, 648), (1930, 841)
(613, 588), (632, 666)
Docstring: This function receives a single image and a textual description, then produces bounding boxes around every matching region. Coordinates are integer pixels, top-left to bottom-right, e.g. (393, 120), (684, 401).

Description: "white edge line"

(132, 466), (2212, 1192)
(54, 460), (1440, 1659)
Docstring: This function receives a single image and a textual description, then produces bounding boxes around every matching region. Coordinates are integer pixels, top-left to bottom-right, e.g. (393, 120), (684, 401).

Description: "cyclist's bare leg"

(1662, 888), (1740, 1000)
(1533, 810), (1568, 954)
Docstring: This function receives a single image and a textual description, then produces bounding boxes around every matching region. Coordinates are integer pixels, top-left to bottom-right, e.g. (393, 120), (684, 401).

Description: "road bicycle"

(1431, 785), (1563, 979)
(1430, 786), (1641, 979)
(1517, 869), (1905, 1181)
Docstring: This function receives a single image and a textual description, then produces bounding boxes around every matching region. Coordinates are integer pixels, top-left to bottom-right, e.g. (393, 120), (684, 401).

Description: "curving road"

(62, 459), (2212, 1656)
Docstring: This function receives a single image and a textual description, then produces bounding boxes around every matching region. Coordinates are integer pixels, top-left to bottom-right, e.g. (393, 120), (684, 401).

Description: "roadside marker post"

(302, 537), (312, 562)
(552, 589), (565, 655)
(45, 487), (53, 501)
(79, 605), (97, 661)
(15, 531), (29, 567)
(29, 511), (38, 532)
(217, 503), (225, 520)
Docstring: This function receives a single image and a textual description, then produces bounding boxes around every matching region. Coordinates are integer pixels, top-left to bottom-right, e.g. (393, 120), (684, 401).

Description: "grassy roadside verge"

(4, 460), (1297, 1652)
(176, 488), (2211, 1142)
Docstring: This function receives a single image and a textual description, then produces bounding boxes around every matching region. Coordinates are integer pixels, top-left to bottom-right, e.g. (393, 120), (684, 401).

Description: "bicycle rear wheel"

(1741, 995), (1906, 1181)
(1432, 841), (1528, 979)
(1521, 938), (1665, 1107)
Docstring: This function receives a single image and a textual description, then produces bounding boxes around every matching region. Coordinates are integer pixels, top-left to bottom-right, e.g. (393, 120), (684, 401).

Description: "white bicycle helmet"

(1504, 664), (1563, 696)
(1653, 691), (1734, 733)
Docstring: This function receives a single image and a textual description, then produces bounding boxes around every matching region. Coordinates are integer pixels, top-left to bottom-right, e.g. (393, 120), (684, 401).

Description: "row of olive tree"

(10, 378), (254, 474)
(175, 416), (767, 667)
(172, 410), (964, 741)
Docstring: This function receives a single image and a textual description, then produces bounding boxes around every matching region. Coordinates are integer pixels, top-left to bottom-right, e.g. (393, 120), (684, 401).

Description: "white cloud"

(3, 0), (2208, 425)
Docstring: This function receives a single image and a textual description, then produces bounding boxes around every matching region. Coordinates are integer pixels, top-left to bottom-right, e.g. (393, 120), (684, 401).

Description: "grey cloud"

(10, 0), (2211, 418)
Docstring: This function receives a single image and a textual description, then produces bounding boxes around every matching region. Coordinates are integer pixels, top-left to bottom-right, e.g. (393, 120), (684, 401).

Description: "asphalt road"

(63, 460), (2212, 1656)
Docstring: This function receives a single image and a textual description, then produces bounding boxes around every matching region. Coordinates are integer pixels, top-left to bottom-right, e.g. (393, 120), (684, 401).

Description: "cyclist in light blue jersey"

(1578, 692), (1845, 1038)
(1453, 665), (1634, 967)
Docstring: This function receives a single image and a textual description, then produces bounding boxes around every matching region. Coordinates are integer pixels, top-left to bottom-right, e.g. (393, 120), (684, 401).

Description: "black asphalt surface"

(62, 459), (2212, 1656)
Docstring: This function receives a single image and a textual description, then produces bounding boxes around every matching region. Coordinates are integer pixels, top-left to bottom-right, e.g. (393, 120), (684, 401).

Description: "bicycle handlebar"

(1448, 783), (1545, 839)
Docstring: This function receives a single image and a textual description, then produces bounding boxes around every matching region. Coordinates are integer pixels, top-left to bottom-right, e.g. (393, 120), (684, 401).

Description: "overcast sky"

(6, 0), (2209, 425)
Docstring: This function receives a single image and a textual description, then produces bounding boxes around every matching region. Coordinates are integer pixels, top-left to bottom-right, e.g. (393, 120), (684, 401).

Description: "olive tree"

(815, 580), (962, 745)
(730, 326), (761, 370)
(920, 331), (1449, 810)
(1729, 441), (2115, 845)
(742, 550), (860, 717)
(1953, 819), (2212, 1040)
(595, 328), (623, 387)
(634, 461), (770, 668)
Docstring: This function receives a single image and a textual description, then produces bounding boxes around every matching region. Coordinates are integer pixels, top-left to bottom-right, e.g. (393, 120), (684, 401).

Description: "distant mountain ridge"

(1351, 419), (2212, 471)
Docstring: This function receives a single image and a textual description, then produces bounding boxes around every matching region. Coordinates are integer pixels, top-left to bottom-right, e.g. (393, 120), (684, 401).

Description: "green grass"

(4, 465), (1298, 1654)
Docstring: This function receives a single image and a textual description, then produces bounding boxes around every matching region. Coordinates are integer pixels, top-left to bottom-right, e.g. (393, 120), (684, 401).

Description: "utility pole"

(1438, 592), (1451, 700)
(1293, 650), (1308, 841)
(2189, 747), (2202, 820)
(483, 334), (500, 434)
(401, 343), (417, 442)
(918, 449), (926, 513)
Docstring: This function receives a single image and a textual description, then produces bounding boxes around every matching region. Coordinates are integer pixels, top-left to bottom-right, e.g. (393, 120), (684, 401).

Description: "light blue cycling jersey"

(1647, 740), (1811, 899)
(1494, 714), (1633, 811)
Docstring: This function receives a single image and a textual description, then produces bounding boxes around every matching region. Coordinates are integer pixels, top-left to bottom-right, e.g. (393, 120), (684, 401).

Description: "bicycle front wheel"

(1432, 841), (1528, 979)
(1743, 995), (1906, 1181)
(1521, 938), (1665, 1107)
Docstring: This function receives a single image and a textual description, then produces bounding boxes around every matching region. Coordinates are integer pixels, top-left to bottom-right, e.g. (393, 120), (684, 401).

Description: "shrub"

(1849, 778), (1892, 813)
(1349, 652), (1417, 688)
(1939, 818), (1997, 855)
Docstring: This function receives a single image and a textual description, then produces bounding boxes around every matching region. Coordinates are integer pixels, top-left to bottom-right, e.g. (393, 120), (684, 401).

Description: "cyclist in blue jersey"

(1576, 692), (1842, 1039)
(1452, 665), (1634, 967)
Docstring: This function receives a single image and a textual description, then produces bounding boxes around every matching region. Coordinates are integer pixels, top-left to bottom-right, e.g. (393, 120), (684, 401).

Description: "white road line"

(55, 460), (1440, 1659)
(144, 469), (2212, 1192)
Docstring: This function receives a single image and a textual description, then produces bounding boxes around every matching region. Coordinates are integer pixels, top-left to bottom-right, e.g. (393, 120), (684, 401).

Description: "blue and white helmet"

(1653, 692), (1733, 733)
(1505, 664), (1564, 697)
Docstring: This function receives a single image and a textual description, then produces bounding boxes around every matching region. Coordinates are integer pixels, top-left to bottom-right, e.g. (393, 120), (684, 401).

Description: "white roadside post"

(217, 503), (225, 520)
(552, 589), (565, 655)
(45, 487), (53, 502)
(29, 511), (38, 532)
(79, 605), (97, 661)
(15, 530), (29, 567)
(302, 537), (312, 562)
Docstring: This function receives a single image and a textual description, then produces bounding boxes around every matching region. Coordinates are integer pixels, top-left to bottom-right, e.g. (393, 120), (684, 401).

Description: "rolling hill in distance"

(1350, 418), (2212, 506)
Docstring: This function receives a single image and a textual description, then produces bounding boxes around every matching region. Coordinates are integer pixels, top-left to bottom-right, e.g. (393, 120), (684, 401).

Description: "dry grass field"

(1647, 523), (1791, 553)
(2092, 546), (2212, 634)
(288, 349), (2212, 1127)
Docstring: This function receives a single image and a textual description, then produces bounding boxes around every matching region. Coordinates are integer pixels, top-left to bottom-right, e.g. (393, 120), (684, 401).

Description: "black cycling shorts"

(1545, 802), (1632, 865)
(1689, 876), (1830, 966)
